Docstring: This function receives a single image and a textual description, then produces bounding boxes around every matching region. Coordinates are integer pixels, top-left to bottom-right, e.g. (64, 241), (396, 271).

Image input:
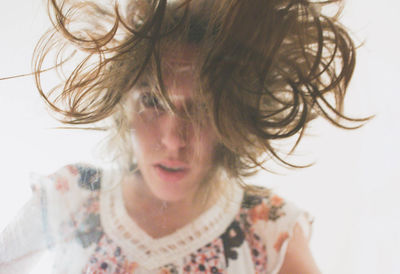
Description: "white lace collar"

(100, 168), (243, 270)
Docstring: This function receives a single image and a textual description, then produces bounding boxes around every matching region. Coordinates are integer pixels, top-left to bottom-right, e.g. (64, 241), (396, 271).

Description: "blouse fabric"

(0, 164), (311, 273)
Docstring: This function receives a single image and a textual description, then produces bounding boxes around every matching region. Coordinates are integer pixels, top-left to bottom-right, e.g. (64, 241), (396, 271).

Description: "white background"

(0, 1), (399, 273)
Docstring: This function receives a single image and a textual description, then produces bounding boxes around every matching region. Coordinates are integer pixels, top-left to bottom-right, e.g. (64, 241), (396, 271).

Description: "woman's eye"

(140, 93), (163, 110)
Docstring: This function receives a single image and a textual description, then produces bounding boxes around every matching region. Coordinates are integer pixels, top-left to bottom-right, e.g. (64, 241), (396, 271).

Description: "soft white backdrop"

(0, 1), (399, 273)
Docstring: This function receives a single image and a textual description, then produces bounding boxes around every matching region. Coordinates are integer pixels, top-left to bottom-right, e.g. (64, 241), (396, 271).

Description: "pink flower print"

(123, 261), (139, 273)
(55, 177), (69, 193)
(249, 202), (270, 223)
(67, 165), (79, 176)
(270, 195), (284, 207)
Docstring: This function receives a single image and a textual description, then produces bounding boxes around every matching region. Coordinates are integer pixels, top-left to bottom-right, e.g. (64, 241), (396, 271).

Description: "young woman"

(0, 0), (366, 273)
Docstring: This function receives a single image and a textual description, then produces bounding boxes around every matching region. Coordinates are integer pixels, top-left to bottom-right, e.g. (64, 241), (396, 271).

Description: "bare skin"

(279, 224), (321, 274)
(122, 172), (215, 238)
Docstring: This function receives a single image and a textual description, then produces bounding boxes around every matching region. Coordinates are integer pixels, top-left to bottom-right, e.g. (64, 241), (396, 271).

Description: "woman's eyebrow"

(173, 64), (195, 73)
(169, 94), (195, 109)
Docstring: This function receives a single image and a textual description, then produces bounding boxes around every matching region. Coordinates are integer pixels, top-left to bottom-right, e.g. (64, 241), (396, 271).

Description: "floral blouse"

(0, 164), (311, 273)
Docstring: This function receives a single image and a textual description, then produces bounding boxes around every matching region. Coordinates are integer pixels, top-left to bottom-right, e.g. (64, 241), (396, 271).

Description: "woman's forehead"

(131, 44), (201, 104)
(163, 68), (196, 102)
(162, 44), (198, 70)
(162, 47), (198, 99)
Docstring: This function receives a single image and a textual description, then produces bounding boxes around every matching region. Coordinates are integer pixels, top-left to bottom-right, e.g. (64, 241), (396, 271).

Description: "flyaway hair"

(33, 0), (369, 178)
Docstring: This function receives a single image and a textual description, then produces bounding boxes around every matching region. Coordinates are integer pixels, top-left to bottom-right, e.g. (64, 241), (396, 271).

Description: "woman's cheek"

(130, 119), (157, 153)
(136, 123), (157, 147)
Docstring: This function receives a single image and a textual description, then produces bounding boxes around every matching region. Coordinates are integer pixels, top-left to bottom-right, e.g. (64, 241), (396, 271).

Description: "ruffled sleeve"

(0, 164), (101, 273)
(266, 198), (312, 274)
(0, 177), (48, 273)
(243, 191), (313, 274)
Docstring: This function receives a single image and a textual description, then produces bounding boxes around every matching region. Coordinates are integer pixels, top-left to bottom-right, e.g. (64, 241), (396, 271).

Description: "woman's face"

(129, 47), (219, 204)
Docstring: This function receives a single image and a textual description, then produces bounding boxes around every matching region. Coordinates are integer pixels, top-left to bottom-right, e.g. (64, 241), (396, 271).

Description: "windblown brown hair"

(33, 0), (369, 180)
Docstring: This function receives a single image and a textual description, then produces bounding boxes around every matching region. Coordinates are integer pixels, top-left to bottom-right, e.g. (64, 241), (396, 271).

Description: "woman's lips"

(153, 161), (189, 183)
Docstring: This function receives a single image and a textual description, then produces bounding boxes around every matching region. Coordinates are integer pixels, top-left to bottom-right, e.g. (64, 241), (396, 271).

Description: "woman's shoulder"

(238, 186), (313, 273)
(27, 164), (105, 248)
(29, 163), (104, 222)
(240, 187), (289, 223)
(31, 163), (103, 195)
(240, 186), (309, 225)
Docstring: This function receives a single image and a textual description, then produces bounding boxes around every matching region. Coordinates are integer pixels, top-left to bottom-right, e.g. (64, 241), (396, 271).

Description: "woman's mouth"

(158, 164), (185, 172)
(154, 161), (189, 183)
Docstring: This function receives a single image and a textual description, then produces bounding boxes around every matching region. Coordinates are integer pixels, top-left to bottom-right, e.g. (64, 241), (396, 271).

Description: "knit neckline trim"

(100, 168), (243, 270)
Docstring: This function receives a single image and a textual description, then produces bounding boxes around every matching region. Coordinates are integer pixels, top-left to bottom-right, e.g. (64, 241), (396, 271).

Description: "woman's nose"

(160, 114), (188, 151)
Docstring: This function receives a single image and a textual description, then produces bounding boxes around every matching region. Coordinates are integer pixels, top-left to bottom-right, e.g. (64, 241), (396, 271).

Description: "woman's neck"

(121, 173), (215, 238)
